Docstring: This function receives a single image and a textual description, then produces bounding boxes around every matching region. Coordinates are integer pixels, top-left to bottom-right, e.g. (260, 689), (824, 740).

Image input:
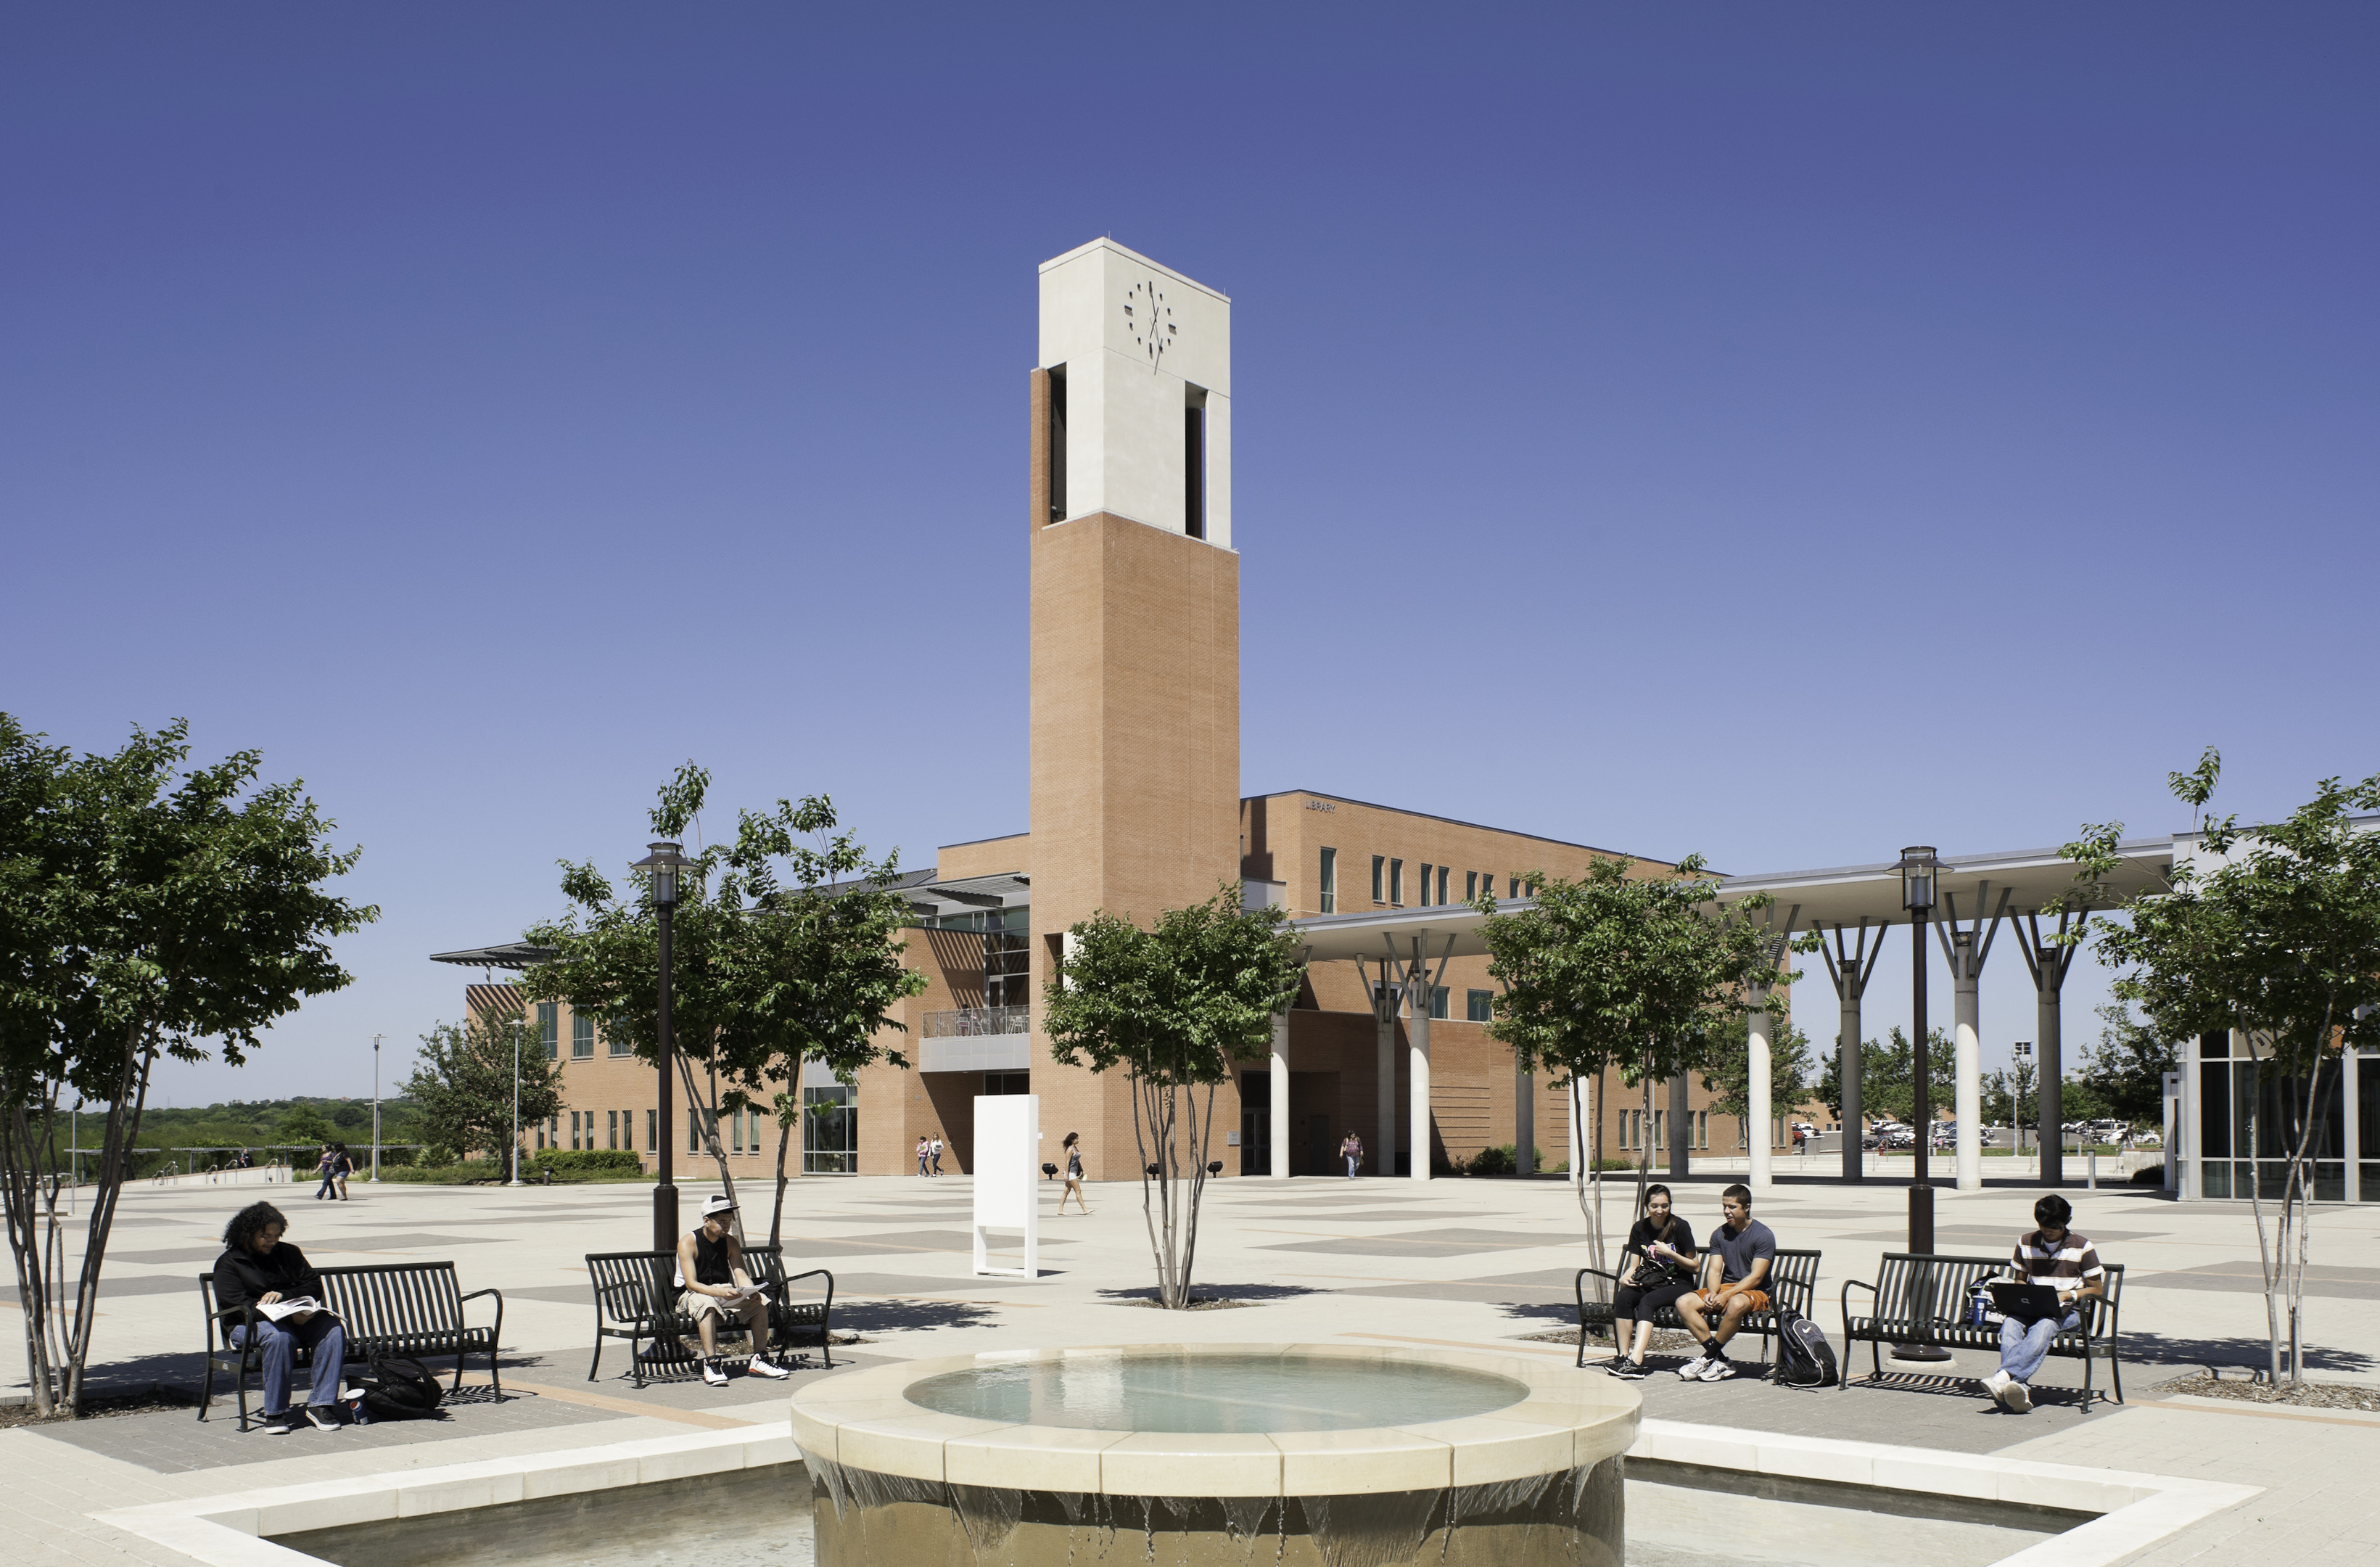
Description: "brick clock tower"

(1027, 239), (1240, 1180)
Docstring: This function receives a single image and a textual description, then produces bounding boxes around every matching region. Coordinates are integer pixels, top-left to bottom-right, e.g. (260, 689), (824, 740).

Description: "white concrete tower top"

(1037, 239), (1232, 548)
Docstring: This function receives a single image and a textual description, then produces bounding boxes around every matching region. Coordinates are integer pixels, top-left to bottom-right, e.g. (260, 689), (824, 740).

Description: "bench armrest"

(1839, 1278), (1875, 1344)
(1574, 1267), (1623, 1313)
(459, 1286), (506, 1350)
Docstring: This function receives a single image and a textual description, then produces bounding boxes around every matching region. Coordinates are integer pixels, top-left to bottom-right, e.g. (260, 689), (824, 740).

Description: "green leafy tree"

(1473, 856), (1790, 1267)
(2064, 752), (2380, 1384)
(1697, 1013), (1814, 1140)
(278, 1105), (337, 1146)
(1042, 885), (1303, 1309)
(524, 766), (924, 1244)
(2076, 1003), (2178, 1128)
(1812, 1027), (1953, 1127)
(400, 1013), (563, 1167)
(0, 717), (374, 1415)
(1984, 1058), (2038, 1141)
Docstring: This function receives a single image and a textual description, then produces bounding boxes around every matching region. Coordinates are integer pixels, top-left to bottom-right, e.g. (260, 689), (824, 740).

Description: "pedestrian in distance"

(332, 1142), (353, 1201)
(1058, 1132), (1092, 1214)
(1604, 1183), (1697, 1380)
(929, 1137), (945, 1175)
(915, 1135), (931, 1176)
(1341, 1132), (1362, 1177)
(312, 1145), (337, 1201)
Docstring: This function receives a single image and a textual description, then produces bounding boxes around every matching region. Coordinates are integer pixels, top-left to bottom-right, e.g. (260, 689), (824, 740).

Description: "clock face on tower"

(1123, 280), (1174, 369)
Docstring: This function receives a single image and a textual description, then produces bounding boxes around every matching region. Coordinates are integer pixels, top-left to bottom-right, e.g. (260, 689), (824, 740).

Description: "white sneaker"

(1676, 1354), (1712, 1381)
(1695, 1357), (1737, 1382)
(2005, 1379), (2033, 1412)
(1982, 1370), (2014, 1407)
(701, 1360), (729, 1386)
(746, 1355), (790, 1380)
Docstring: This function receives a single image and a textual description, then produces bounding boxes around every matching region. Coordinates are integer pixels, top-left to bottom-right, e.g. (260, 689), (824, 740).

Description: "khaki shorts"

(680, 1288), (765, 1322)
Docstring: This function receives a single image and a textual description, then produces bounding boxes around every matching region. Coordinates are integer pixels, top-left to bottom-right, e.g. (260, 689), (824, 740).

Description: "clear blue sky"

(8, 7), (2374, 1108)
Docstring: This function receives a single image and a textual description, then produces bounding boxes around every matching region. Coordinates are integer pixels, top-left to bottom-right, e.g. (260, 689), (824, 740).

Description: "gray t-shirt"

(1710, 1217), (1777, 1286)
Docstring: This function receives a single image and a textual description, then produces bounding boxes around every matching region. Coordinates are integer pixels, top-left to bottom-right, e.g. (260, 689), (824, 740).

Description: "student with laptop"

(1981, 1193), (2106, 1412)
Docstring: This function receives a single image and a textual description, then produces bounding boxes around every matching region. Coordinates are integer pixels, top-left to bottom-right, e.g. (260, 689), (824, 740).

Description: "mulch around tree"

(2154, 1371), (2380, 1412)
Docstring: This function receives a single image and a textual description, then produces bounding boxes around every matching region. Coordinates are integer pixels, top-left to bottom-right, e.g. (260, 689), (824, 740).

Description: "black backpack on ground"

(1771, 1306), (1839, 1388)
(355, 1355), (445, 1420)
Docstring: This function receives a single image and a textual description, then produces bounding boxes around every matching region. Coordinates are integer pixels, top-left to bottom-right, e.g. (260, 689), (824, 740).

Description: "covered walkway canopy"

(1287, 834), (2179, 1187)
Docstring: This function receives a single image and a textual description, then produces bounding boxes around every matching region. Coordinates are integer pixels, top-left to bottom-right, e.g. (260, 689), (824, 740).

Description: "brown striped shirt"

(2009, 1229), (2103, 1287)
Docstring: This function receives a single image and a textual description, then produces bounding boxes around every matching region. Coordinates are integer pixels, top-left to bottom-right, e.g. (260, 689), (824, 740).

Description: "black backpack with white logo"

(1771, 1305), (1839, 1388)
(356, 1355), (445, 1420)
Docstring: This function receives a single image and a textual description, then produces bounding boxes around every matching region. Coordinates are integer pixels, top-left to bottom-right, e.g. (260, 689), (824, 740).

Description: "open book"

(715, 1280), (769, 1303)
(256, 1296), (332, 1323)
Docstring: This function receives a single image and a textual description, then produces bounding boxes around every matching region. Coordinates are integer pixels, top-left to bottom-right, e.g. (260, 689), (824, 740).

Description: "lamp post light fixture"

(371, 1033), (384, 1183)
(1895, 845), (1953, 1362)
(633, 840), (688, 1256)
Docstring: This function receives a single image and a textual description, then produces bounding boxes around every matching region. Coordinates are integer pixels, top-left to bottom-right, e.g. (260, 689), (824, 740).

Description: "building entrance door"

(1240, 1071), (1270, 1176)
(1309, 1115), (1333, 1177)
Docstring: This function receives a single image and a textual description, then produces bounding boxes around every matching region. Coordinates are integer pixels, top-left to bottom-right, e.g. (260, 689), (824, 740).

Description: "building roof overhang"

(429, 941), (558, 972)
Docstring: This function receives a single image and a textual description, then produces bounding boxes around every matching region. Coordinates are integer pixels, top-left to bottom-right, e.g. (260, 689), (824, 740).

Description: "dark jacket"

(212, 1242), (322, 1318)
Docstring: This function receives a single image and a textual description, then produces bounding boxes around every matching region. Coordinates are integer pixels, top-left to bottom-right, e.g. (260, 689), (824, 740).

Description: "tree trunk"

(769, 1090), (796, 1251)
(1631, 1060), (1654, 1220)
(2246, 1061), (2279, 1383)
(67, 1022), (157, 1414)
(1131, 1069), (1172, 1307)
(674, 1053), (745, 1245)
(1574, 1073), (1605, 1271)
(1, 1094), (66, 1416)
(1179, 1082), (1214, 1301)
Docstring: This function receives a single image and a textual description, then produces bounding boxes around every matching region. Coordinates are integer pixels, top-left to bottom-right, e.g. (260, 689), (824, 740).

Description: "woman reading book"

(210, 1201), (347, 1433)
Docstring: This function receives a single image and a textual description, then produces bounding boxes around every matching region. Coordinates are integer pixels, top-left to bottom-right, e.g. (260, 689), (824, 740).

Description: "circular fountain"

(789, 1342), (1636, 1566)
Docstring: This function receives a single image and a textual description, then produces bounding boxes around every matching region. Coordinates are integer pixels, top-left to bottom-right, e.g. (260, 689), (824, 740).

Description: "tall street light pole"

(635, 841), (686, 1256)
(1896, 845), (1953, 1362)
(371, 1033), (384, 1183)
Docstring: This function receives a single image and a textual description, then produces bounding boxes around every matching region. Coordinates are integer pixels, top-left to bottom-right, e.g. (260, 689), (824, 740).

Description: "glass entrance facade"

(804, 1084), (858, 1175)
(2184, 1030), (2373, 1201)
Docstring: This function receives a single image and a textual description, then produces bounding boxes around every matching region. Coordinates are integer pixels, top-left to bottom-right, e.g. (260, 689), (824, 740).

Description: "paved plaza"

(4, 1169), (2376, 1566)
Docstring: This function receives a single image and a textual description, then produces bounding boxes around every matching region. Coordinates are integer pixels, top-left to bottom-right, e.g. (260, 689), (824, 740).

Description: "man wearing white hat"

(675, 1195), (789, 1386)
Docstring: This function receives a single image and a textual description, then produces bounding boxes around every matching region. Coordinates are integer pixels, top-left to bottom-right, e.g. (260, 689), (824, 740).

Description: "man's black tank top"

(691, 1228), (735, 1286)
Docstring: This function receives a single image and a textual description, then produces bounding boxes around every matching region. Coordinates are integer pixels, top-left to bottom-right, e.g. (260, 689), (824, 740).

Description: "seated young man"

(210, 1201), (346, 1434)
(1982, 1193), (2105, 1412)
(1673, 1184), (1775, 1383)
(676, 1195), (793, 1386)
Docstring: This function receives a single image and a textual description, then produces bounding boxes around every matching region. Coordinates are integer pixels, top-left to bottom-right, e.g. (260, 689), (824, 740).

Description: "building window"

(1464, 871), (1477, 902)
(568, 1110), (580, 1151)
(572, 1011), (593, 1059)
(1510, 876), (1520, 899)
(804, 1084), (859, 1175)
(1319, 847), (1337, 914)
(1481, 871), (1494, 900)
(1416, 863), (1432, 906)
(538, 1003), (558, 1061)
(986, 1071), (1030, 1095)
(1372, 855), (1385, 903)
(1428, 985), (1449, 1020)
(646, 1109), (657, 1153)
(609, 1023), (629, 1058)
(606, 1109), (618, 1151)
(986, 929), (1032, 1009)
(1047, 365), (1068, 522)
(1436, 865), (1449, 905)
(1467, 989), (1493, 1023)
(688, 1108), (703, 1154)
(1184, 390), (1207, 540)
(1389, 859), (1404, 905)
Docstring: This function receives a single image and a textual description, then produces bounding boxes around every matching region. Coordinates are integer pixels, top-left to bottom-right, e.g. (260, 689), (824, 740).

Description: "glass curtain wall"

(804, 1085), (858, 1175)
(2194, 1029), (2362, 1201)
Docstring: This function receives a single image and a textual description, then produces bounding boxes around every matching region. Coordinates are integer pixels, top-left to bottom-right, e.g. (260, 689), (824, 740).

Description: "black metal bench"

(198, 1260), (503, 1429)
(586, 1246), (834, 1389)
(1574, 1247), (1821, 1370)
(1839, 1251), (2125, 1406)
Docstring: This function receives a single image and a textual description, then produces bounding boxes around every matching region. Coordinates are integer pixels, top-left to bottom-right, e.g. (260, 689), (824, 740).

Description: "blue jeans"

(232, 1314), (347, 1415)
(1998, 1309), (2080, 1383)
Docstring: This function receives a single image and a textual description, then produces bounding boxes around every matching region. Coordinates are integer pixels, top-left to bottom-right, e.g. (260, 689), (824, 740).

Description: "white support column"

(1376, 989), (1397, 1177)
(1747, 982), (1774, 1193)
(1269, 1011), (1290, 1179)
(1409, 994), (1432, 1183)
(1953, 964), (1982, 1192)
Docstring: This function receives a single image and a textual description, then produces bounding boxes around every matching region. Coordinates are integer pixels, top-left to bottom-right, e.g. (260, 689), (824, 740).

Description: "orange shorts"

(1692, 1288), (1769, 1314)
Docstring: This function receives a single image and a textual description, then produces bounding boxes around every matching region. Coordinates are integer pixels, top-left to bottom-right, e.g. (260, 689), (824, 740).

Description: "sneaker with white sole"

(256, 1410), (302, 1436)
(1605, 1357), (1647, 1381)
(302, 1404), (340, 1430)
(1676, 1354), (1712, 1381)
(1982, 1370), (2014, 1408)
(746, 1355), (790, 1380)
(701, 1360), (729, 1386)
(1695, 1356), (1737, 1382)
(2005, 1378), (2033, 1412)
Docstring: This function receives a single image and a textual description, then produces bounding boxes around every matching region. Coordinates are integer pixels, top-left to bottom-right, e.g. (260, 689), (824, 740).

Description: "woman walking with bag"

(1057, 1132), (1092, 1214)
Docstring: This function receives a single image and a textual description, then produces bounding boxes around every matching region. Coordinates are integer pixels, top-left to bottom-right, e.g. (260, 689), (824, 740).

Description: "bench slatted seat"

(586, 1246), (834, 1389)
(1574, 1247), (1821, 1370)
(197, 1260), (503, 1430)
(1838, 1251), (2125, 1406)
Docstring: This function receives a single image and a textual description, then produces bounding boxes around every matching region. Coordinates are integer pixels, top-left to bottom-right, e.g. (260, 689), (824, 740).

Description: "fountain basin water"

(788, 1342), (1637, 1566)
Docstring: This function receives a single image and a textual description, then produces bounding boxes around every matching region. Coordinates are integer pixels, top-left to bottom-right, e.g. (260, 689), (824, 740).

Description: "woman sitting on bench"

(1604, 1184), (1696, 1380)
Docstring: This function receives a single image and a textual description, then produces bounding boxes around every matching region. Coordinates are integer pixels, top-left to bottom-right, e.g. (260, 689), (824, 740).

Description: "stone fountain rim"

(788, 1341), (1639, 1497)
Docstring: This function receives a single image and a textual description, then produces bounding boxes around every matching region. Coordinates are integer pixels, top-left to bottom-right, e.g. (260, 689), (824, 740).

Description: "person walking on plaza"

(210, 1201), (346, 1433)
(1981, 1193), (2107, 1413)
(929, 1136), (944, 1175)
(331, 1142), (353, 1201)
(1605, 1183), (1697, 1380)
(312, 1144), (337, 1201)
(1673, 1184), (1775, 1383)
(1341, 1132), (1362, 1177)
(1058, 1132), (1092, 1214)
(676, 1195), (791, 1387)
(915, 1135), (931, 1176)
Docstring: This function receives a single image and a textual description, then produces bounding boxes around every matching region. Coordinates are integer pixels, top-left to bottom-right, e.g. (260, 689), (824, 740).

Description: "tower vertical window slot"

(1184, 386), (1207, 540)
(1389, 858), (1404, 905)
(1318, 847), (1337, 914)
(1047, 366), (1068, 523)
(1372, 855), (1385, 904)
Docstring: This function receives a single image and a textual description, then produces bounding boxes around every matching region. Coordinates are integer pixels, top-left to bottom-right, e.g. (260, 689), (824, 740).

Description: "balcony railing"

(923, 1005), (1029, 1040)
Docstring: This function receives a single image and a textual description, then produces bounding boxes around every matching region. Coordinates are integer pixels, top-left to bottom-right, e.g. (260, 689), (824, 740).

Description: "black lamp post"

(1895, 845), (1953, 1362)
(634, 840), (686, 1256)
